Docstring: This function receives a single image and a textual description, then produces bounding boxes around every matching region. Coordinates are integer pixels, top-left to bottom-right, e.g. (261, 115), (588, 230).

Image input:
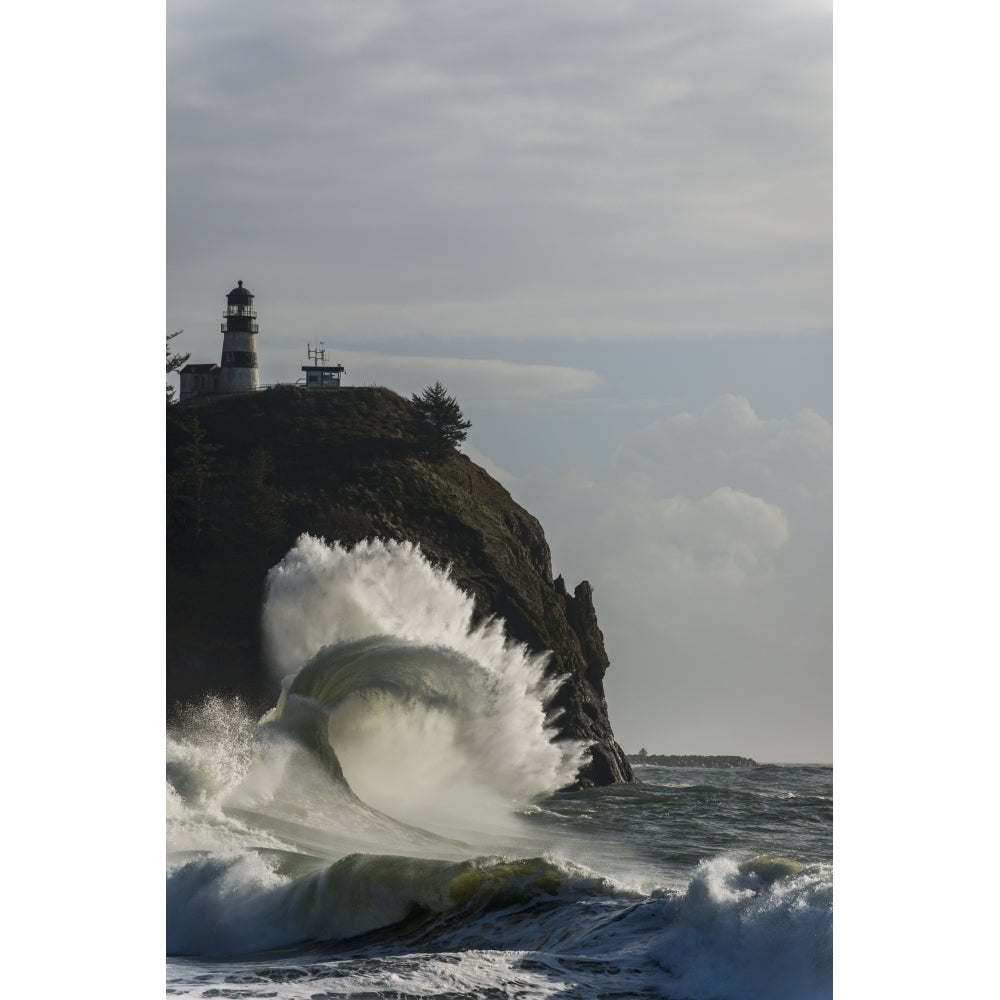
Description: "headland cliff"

(167, 385), (634, 787)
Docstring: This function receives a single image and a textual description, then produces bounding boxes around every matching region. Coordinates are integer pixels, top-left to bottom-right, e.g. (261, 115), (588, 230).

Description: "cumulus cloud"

(511, 395), (831, 761)
(527, 471), (790, 588)
(519, 394), (829, 581)
(614, 394), (832, 505)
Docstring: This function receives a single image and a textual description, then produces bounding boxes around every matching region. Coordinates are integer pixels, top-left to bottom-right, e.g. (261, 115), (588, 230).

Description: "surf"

(167, 536), (590, 954)
(166, 535), (831, 1000)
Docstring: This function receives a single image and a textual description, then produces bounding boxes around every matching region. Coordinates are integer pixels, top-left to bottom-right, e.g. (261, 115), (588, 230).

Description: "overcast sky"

(167, 0), (832, 762)
(8, 2), (1000, 985)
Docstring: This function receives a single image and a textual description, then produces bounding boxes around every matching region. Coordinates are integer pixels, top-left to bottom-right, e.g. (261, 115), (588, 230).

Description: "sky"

(5, 0), (999, 989)
(166, 0), (832, 763)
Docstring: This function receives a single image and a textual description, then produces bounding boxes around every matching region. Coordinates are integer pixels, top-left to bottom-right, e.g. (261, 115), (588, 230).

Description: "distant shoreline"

(626, 754), (758, 768)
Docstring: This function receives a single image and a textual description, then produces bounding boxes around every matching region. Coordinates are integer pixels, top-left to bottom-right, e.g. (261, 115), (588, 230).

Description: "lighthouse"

(219, 280), (259, 393)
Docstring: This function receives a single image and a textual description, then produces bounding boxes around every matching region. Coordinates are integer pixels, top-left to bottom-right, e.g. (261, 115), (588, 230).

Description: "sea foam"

(259, 536), (586, 823)
(167, 537), (591, 954)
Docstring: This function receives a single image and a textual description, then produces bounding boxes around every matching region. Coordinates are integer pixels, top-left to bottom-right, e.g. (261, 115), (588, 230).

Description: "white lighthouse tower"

(219, 280), (259, 393)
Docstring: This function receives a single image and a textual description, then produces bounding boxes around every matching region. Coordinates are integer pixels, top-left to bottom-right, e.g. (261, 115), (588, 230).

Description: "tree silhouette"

(166, 330), (190, 403)
(410, 381), (471, 458)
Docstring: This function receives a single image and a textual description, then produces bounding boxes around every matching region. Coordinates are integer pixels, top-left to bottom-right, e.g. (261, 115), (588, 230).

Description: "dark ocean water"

(166, 537), (831, 999)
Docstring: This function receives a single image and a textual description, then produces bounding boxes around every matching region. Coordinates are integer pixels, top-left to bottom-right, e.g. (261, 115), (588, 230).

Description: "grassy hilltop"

(166, 385), (633, 787)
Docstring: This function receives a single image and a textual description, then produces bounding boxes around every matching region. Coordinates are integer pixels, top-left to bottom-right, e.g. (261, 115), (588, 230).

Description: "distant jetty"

(627, 754), (758, 768)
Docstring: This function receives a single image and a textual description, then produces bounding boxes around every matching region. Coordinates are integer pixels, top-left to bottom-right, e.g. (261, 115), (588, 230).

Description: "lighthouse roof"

(227, 280), (253, 302)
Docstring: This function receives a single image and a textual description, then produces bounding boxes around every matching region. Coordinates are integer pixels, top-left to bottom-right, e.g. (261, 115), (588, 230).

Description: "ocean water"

(166, 536), (832, 999)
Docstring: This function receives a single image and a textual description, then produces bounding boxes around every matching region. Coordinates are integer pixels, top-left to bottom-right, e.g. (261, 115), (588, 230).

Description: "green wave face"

(449, 857), (564, 909)
(280, 636), (482, 719)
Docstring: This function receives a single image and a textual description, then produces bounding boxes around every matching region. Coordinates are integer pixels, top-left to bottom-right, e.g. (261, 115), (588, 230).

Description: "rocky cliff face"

(166, 385), (633, 787)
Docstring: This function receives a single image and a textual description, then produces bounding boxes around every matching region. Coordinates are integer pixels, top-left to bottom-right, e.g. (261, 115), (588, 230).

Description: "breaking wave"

(166, 536), (831, 1000)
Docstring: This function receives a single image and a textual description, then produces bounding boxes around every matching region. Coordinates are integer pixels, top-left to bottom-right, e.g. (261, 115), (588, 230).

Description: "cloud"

(615, 394), (832, 508)
(510, 395), (831, 760)
(519, 394), (830, 580)
(327, 350), (601, 400)
(525, 472), (790, 588)
(168, 0), (831, 345)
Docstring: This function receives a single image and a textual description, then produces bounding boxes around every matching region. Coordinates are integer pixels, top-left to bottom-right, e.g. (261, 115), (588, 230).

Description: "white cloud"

(615, 394), (832, 506)
(331, 350), (601, 400)
(525, 471), (789, 589)
(518, 394), (829, 581)
(510, 395), (831, 761)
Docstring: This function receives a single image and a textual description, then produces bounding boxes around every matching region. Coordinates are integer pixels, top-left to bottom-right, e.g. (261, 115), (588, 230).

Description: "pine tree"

(410, 381), (472, 458)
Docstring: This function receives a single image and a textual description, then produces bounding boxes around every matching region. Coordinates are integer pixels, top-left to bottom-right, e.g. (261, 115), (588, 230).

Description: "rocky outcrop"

(167, 385), (633, 787)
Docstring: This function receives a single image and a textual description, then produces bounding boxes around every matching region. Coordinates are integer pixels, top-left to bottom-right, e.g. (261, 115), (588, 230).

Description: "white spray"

(259, 535), (586, 831)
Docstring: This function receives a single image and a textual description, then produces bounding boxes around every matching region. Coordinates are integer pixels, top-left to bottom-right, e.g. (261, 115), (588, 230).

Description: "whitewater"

(166, 535), (832, 998)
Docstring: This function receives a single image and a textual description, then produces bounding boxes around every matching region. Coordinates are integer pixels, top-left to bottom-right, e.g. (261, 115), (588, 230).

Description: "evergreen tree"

(166, 330), (190, 403)
(410, 381), (472, 458)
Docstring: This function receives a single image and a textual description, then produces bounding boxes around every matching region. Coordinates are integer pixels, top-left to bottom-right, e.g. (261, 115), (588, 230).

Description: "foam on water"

(167, 536), (591, 954)
(166, 536), (832, 998)
(648, 856), (833, 1000)
(260, 536), (585, 824)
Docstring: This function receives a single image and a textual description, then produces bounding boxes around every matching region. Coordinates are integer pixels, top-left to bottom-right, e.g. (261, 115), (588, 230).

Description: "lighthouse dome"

(227, 280), (253, 302)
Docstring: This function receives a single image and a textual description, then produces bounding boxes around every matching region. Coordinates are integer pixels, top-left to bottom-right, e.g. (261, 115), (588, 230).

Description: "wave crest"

(259, 537), (586, 817)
